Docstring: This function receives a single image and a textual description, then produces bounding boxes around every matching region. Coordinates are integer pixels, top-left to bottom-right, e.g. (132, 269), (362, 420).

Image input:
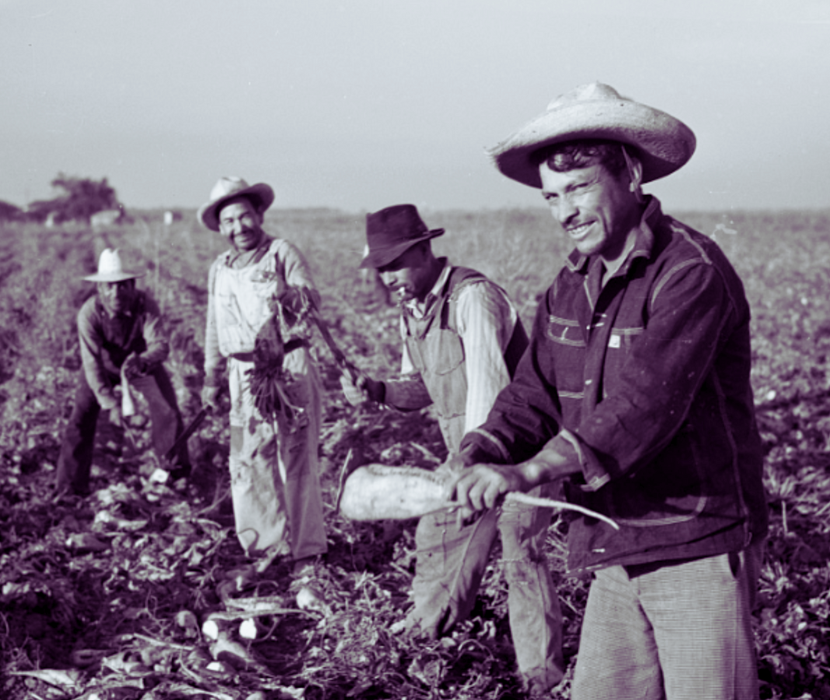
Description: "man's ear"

(621, 145), (644, 195)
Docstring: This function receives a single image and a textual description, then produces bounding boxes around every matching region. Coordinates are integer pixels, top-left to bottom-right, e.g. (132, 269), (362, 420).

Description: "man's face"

(218, 197), (265, 252)
(98, 279), (135, 315)
(539, 161), (640, 261)
(377, 244), (432, 304)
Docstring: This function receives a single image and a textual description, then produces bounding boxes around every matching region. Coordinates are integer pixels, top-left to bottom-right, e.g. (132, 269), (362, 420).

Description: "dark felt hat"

(361, 204), (444, 269)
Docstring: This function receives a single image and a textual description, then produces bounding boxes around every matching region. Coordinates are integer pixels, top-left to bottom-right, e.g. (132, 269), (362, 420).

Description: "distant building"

(90, 209), (124, 229)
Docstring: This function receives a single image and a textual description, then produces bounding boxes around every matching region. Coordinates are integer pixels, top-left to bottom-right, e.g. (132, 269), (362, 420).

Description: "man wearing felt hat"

(451, 83), (768, 698)
(55, 249), (190, 498)
(340, 203), (565, 695)
(198, 176), (327, 575)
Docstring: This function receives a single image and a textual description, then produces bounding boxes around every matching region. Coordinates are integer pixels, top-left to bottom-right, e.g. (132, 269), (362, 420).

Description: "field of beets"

(0, 205), (829, 699)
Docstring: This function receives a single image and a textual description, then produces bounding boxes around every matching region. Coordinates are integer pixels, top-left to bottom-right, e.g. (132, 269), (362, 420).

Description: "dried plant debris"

(2, 210), (830, 698)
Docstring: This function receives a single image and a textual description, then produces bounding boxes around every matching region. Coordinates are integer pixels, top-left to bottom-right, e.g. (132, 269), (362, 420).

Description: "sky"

(1, 0), (829, 214)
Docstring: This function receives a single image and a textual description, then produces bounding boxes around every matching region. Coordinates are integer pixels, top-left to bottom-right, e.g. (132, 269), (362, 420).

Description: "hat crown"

(208, 176), (251, 203)
(546, 82), (625, 111)
(361, 204), (444, 269)
(83, 247), (142, 282)
(98, 248), (125, 275)
(366, 204), (429, 241)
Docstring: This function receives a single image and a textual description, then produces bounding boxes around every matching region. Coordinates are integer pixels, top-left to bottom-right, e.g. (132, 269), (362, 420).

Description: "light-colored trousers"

(227, 348), (327, 559)
(572, 544), (763, 700)
(409, 485), (565, 693)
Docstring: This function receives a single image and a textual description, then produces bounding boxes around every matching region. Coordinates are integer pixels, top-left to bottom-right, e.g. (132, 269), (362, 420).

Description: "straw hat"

(198, 176), (275, 232)
(489, 82), (696, 188)
(361, 204), (444, 269)
(83, 248), (144, 282)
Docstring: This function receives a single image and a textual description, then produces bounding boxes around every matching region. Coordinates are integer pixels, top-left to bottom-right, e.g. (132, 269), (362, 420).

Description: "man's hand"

(339, 371), (384, 406)
(451, 463), (530, 512)
(122, 353), (147, 380)
(201, 384), (221, 411)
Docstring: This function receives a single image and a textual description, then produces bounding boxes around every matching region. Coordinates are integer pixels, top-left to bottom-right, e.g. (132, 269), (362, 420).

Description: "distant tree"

(0, 200), (22, 222)
(26, 174), (122, 224)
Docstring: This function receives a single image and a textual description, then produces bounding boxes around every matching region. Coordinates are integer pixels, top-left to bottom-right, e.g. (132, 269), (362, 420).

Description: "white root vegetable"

(338, 464), (453, 520)
(120, 366), (136, 417)
(338, 464), (620, 530)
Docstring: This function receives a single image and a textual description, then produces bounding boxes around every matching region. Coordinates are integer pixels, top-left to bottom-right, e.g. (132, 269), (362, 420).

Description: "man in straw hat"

(450, 83), (768, 698)
(198, 176), (327, 574)
(55, 248), (190, 498)
(340, 203), (564, 695)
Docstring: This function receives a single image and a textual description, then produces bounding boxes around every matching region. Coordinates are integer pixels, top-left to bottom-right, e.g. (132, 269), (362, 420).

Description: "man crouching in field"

(198, 177), (327, 575)
(55, 249), (190, 498)
(340, 204), (564, 696)
(451, 83), (769, 699)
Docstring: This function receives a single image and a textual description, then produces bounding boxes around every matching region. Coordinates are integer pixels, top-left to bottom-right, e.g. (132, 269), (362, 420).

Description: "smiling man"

(199, 176), (327, 575)
(451, 83), (768, 699)
(340, 203), (565, 696)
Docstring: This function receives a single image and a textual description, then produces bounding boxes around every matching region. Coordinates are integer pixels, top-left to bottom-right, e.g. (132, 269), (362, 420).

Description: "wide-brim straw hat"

(198, 176), (275, 232)
(489, 82), (696, 188)
(361, 204), (444, 269)
(83, 248), (144, 282)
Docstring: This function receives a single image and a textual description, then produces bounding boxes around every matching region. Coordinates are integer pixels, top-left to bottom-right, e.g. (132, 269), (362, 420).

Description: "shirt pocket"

(248, 270), (282, 303)
(546, 315), (584, 347)
(546, 315), (586, 400)
(605, 325), (644, 354)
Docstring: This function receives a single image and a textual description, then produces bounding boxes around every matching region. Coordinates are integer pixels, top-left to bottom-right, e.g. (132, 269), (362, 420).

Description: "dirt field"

(1, 206), (829, 698)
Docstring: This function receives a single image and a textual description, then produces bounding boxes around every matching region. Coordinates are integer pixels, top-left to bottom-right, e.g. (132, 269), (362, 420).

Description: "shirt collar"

(565, 195), (661, 275)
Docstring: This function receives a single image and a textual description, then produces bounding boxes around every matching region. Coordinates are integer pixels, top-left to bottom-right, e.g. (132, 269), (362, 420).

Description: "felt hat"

(198, 176), (275, 231)
(83, 248), (144, 282)
(489, 82), (696, 188)
(361, 204), (444, 269)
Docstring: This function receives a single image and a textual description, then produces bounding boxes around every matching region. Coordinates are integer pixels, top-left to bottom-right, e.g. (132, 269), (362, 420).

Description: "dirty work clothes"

(386, 262), (564, 691)
(76, 293), (170, 411)
(412, 483), (564, 692)
(571, 545), (762, 700)
(204, 236), (327, 559)
(227, 349), (326, 558)
(459, 197), (767, 695)
(385, 262), (523, 444)
(57, 292), (188, 495)
(56, 366), (187, 495)
(461, 197), (768, 573)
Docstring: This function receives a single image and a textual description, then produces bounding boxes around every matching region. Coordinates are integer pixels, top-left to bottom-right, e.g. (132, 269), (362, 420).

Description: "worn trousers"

(408, 487), (565, 691)
(56, 366), (189, 495)
(572, 545), (763, 700)
(227, 349), (327, 560)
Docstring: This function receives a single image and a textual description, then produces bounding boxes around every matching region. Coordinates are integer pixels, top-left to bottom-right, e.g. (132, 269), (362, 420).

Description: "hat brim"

(489, 99), (696, 188)
(360, 229), (444, 269)
(83, 271), (145, 282)
(198, 183), (275, 231)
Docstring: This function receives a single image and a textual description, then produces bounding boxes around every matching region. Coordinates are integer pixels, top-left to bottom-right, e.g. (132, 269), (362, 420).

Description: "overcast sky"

(1, 0), (828, 213)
